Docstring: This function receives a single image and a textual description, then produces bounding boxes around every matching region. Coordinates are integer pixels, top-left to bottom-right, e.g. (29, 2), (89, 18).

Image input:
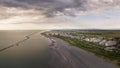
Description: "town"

(43, 30), (120, 51)
(42, 30), (120, 65)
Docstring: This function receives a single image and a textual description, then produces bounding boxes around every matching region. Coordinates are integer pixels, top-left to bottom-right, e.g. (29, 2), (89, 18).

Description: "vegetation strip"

(52, 35), (120, 66)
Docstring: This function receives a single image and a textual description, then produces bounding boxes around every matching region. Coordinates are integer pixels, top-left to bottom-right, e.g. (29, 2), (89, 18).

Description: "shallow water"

(0, 30), (50, 68)
(0, 30), (39, 49)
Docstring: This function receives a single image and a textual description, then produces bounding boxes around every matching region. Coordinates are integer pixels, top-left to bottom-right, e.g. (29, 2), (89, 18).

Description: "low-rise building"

(104, 46), (116, 51)
(99, 40), (107, 45)
(105, 41), (117, 47)
(89, 38), (102, 43)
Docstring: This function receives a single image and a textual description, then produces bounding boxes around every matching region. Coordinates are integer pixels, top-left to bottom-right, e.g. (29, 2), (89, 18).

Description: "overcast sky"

(0, 0), (120, 30)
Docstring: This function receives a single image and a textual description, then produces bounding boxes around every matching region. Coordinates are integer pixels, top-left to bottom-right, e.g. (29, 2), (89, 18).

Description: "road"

(0, 32), (119, 68)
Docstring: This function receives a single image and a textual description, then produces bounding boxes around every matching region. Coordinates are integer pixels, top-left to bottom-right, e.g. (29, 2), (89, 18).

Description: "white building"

(105, 41), (117, 47)
(99, 40), (107, 45)
(104, 47), (116, 51)
(84, 38), (90, 41)
(89, 38), (102, 43)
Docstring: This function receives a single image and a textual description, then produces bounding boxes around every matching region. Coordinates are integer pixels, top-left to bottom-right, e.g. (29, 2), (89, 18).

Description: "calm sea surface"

(0, 30), (50, 68)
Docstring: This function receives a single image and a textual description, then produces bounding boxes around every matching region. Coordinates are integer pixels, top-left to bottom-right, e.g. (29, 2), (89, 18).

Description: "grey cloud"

(0, 0), (87, 17)
(0, 0), (120, 17)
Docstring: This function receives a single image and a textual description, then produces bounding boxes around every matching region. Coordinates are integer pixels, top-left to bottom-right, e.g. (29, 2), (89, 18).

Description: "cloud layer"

(0, 0), (119, 17)
(0, 0), (120, 29)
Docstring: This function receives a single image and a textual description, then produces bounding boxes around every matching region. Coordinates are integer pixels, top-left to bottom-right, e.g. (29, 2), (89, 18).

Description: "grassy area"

(53, 35), (120, 66)
(78, 32), (120, 38)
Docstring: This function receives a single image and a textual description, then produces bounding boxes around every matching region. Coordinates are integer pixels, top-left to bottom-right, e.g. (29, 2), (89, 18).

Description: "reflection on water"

(0, 30), (38, 49)
(0, 30), (50, 68)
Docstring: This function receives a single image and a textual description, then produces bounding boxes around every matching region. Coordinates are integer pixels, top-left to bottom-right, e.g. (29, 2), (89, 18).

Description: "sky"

(0, 0), (120, 30)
